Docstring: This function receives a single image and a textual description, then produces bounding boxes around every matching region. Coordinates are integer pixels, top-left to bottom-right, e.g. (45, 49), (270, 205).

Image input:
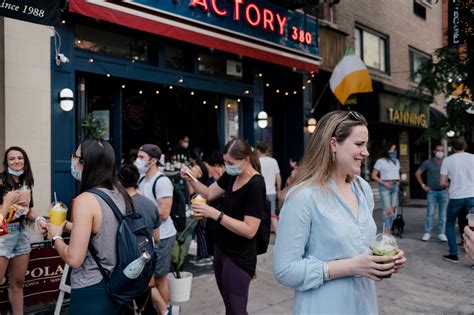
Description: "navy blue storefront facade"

(51, 0), (321, 207)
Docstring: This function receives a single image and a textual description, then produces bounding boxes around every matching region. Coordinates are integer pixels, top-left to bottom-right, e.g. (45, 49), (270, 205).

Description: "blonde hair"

(281, 111), (367, 204)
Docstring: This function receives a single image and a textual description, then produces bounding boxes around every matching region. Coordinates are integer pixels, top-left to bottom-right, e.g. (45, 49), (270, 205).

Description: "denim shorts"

(154, 234), (176, 277)
(0, 223), (31, 259)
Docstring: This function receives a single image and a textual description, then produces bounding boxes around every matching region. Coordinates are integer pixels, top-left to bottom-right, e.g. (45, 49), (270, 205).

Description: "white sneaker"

(438, 234), (448, 242)
(422, 233), (431, 241)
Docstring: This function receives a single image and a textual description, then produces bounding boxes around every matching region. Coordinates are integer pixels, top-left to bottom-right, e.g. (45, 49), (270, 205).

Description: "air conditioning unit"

(226, 60), (243, 78)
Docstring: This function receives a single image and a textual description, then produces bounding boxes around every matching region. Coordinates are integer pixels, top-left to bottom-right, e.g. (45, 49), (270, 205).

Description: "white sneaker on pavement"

(422, 233), (431, 241)
(438, 234), (448, 242)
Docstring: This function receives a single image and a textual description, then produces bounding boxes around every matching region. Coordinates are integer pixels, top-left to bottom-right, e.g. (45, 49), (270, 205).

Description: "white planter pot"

(167, 271), (193, 303)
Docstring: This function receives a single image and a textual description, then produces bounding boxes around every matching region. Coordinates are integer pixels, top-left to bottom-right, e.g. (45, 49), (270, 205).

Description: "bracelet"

(52, 235), (63, 248)
(216, 211), (224, 224)
(323, 262), (330, 281)
(35, 216), (46, 224)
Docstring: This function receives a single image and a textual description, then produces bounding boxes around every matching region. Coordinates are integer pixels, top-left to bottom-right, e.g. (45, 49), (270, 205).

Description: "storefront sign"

(387, 107), (428, 128)
(124, 0), (319, 56)
(0, 243), (64, 311)
(448, 0), (462, 46)
(0, 0), (60, 26)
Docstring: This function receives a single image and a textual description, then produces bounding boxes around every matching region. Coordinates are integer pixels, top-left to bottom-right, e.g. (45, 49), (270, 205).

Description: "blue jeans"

(379, 183), (399, 230)
(424, 190), (447, 235)
(446, 197), (474, 256)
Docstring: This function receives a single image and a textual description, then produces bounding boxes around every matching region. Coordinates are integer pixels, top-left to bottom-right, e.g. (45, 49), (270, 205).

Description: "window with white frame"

(354, 26), (388, 73)
(409, 48), (430, 83)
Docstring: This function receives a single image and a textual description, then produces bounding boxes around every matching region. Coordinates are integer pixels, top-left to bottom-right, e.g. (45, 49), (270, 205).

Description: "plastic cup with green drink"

(370, 233), (398, 278)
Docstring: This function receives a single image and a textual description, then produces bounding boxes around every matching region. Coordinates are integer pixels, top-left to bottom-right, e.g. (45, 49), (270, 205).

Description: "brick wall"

(331, 0), (443, 91)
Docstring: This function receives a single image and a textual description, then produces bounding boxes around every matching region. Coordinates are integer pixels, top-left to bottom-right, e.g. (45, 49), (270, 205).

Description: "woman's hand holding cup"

(350, 252), (395, 281)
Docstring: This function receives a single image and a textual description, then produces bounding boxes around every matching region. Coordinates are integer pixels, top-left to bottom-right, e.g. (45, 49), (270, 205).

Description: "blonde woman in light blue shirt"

(273, 111), (407, 314)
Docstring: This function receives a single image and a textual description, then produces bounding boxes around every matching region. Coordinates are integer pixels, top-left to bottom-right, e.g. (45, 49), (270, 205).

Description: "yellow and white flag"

(329, 54), (373, 104)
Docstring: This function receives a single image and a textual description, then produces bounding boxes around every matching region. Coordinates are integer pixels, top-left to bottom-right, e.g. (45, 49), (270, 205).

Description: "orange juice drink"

(49, 202), (67, 226)
(191, 194), (207, 220)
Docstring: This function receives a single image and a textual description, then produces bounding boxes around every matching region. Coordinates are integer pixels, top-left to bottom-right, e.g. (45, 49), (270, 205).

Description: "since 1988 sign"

(0, 0), (61, 26)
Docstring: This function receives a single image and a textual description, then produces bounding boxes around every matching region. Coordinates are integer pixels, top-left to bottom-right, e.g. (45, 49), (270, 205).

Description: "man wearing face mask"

(174, 135), (190, 159)
(416, 145), (448, 242)
(135, 144), (176, 315)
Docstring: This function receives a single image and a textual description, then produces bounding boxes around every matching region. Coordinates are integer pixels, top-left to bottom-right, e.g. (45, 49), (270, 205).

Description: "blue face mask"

(70, 161), (82, 181)
(8, 167), (24, 177)
(390, 150), (397, 161)
(225, 162), (242, 176)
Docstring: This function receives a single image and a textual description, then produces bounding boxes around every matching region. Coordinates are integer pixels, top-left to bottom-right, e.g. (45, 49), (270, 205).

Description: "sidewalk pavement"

(179, 203), (474, 314)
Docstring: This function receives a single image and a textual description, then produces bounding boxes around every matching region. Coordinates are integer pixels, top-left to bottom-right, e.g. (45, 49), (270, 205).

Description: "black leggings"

(213, 245), (252, 315)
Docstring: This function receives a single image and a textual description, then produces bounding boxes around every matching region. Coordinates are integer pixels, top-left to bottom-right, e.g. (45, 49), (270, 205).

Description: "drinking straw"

(382, 222), (385, 234)
(54, 192), (58, 204)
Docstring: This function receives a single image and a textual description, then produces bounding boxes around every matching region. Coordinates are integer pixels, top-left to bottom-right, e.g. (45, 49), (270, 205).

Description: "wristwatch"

(52, 235), (63, 248)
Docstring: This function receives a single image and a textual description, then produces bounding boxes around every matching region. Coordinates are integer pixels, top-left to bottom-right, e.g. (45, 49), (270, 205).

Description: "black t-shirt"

(0, 172), (34, 223)
(216, 172), (266, 276)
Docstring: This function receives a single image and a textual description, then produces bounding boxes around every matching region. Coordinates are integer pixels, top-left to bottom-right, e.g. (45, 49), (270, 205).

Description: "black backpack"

(87, 188), (157, 305)
(139, 174), (188, 232)
(256, 199), (271, 255)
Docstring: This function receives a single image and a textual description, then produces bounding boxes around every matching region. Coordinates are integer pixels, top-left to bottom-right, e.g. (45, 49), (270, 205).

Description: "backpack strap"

(86, 188), (125, 282)
(152, 174), (166, 201)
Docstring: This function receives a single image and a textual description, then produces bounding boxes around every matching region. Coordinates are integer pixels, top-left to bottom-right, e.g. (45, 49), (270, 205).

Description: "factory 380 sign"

(125, 0), (320, 56)
(0, 0), (60, 26)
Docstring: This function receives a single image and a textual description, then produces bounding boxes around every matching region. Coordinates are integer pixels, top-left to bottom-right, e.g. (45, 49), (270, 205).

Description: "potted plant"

(168, 217), (197, 303)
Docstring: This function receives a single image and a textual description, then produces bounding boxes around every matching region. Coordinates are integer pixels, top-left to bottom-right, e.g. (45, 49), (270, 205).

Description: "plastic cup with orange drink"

(49, 201), (68, 226)
(191, 194), (207, 220)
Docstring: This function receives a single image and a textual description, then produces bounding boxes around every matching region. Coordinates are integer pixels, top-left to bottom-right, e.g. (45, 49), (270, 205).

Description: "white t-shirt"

(259, 156), (280, 195)
(440, 152), (474, 199)
(139, 171), (176, 239)
(373, 158), (400, 180)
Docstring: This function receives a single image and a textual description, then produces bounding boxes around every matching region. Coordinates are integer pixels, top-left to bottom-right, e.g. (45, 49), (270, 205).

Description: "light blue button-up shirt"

(273, 176), (378, 315)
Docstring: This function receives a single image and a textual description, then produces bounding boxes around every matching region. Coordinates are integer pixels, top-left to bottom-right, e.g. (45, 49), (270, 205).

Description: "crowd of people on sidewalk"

(1, 110), (474, 314)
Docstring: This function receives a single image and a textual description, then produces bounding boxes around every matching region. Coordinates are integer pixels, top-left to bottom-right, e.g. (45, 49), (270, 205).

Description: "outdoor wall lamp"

(446, 130), (455, 138)
(307, 118), (317, 133)
(59, 88), (74, 111)
(257, 111), (268, 129)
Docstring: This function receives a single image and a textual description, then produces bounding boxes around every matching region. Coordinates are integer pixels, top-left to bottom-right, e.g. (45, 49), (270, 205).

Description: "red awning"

(69, 0), (320, 72)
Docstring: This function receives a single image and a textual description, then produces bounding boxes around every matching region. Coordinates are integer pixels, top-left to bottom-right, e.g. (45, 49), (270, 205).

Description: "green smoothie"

(371, 243), (397, 278)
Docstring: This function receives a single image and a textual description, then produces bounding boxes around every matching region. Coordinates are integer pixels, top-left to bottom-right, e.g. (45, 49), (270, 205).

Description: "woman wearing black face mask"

(372, 144), (401, 234)
(0, 146), (47, 314)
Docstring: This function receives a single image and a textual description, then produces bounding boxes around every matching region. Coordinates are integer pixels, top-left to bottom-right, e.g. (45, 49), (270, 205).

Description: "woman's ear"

(330, 137), (337, 153)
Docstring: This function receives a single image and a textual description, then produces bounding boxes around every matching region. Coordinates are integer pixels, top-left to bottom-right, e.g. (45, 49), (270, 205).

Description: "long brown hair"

(224, 138), (261, 173)
(281, 111), (367, 204)
(78, 139), (134, 213)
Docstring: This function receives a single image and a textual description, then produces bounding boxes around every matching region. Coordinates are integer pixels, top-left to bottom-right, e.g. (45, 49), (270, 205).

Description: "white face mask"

(8, 167), (24, 177)
(181, 142), (189, 149)
(435, 151), (444, 159)
(134, 158), (151, 175)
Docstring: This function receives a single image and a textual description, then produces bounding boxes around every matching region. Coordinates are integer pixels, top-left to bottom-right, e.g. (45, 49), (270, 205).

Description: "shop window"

(164, 46), (186, 70)
(198, 53), (226, 76)
(75, 25), (149, 62)
(409, 48), (430, 83)
(354, 26), (388, 73)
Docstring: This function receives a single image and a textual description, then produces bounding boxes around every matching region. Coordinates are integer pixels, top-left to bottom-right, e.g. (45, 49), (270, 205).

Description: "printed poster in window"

(224, 99), (239, 143)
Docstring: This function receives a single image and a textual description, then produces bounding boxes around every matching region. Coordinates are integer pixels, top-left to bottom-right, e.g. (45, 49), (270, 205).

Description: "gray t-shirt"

(418, 158), (444, 190)
(132, 193), (161, 231)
